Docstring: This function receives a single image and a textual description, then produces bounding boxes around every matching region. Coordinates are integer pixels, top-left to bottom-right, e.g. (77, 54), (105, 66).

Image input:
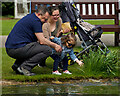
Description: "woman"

(42, 6), (71, 75)
(42, 6), (70, 39)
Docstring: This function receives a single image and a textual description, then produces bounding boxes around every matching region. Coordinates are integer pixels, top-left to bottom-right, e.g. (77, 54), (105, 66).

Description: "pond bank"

(2, 78), (120, 95)
(1, 78), (119, 86)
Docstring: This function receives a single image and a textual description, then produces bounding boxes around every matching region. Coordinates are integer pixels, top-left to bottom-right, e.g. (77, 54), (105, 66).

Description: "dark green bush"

(2, 2), (14, 16)
(82, 49), (118, 75)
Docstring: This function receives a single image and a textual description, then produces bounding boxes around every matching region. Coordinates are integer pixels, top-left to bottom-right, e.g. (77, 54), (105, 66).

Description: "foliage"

(2, 2), (14, 16)
(82, 49), (119, 76)
(2, 19), (19, 35)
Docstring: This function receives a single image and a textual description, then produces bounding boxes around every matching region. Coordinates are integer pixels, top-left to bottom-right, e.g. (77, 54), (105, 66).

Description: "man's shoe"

(38, 60), (46, 67)
(63, 70), (72, 74)
(17, 67), (36, 76)
(52, 70), (62, 75)
(12, 64), (21, 74)
(38, 64), (46, 67)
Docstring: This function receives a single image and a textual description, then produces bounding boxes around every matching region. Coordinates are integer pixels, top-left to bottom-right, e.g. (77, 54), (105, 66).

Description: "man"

(5, 6), (62, 76)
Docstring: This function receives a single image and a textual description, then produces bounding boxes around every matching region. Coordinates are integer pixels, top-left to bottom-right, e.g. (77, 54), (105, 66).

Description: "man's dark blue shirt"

(5, 13), (43, 48)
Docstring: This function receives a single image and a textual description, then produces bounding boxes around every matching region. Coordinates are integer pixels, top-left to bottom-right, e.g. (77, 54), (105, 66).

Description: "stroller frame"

(75, 22), (110, 57)
(59, 0), (110, 59)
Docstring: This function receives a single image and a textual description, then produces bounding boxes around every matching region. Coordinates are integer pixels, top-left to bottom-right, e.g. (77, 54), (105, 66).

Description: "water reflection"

(2, 80), (120, 95)
(45, 84), (83, 95)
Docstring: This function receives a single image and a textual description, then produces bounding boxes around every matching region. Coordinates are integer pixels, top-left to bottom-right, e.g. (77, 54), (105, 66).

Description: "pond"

(2, 79), (120, 96)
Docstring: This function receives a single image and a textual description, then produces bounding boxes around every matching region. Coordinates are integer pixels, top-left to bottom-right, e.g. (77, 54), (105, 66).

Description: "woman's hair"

(48, 6), (59, 15)
(61, 33), (77, 48)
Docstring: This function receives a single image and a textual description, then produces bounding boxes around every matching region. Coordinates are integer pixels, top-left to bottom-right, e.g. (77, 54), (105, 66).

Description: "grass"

(1, 15), (14, 18)
(2, 46), (120, 82)
(1, 19), (19, 35)
(1, 17), (120, 81)
(1, 19), (120, 35)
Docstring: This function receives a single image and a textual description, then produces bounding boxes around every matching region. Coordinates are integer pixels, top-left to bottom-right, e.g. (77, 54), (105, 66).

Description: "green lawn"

(2, 47), (120, 82)
(1, 19), (120, 35)
(1, 18), (120, 82)
(2, 19), (19, 35)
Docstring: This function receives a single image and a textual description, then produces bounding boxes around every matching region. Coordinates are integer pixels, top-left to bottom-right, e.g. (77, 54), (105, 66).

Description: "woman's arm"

(56, 18), (63, 37)
(42, 23), (51, 40)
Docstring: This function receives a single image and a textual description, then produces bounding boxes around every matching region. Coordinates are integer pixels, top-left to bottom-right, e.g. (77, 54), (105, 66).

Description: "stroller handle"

(65, 0), (74, 3)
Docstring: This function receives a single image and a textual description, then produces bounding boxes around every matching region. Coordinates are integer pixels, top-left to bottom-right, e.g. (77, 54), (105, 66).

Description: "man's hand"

(55, 44), (62, 52)
(35, 33), (62, 52)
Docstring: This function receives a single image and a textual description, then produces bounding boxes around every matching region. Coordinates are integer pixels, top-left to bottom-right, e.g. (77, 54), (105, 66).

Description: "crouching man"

(5, 6), (62, 76)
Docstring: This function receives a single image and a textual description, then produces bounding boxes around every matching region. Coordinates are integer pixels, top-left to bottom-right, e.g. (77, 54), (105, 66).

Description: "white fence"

(13, 0), (120, 19)
(14, 0), (30, 18)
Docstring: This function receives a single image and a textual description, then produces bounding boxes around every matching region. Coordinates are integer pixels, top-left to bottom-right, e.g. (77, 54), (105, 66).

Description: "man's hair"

(36, 6), (49, 15)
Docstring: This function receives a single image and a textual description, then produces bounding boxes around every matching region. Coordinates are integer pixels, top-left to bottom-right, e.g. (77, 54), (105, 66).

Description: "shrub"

(2, 2), (14, 16)
(82, 49), (118, 76)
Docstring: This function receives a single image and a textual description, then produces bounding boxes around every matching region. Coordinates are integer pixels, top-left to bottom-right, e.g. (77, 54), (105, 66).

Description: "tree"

(2, 2), (14, 16)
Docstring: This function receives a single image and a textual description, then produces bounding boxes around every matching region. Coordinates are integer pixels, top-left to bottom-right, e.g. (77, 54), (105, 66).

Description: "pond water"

(2, 79), (120, 96)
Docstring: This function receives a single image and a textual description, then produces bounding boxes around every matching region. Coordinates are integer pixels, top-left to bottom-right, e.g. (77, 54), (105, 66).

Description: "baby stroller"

(58, 0), (110, 65)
